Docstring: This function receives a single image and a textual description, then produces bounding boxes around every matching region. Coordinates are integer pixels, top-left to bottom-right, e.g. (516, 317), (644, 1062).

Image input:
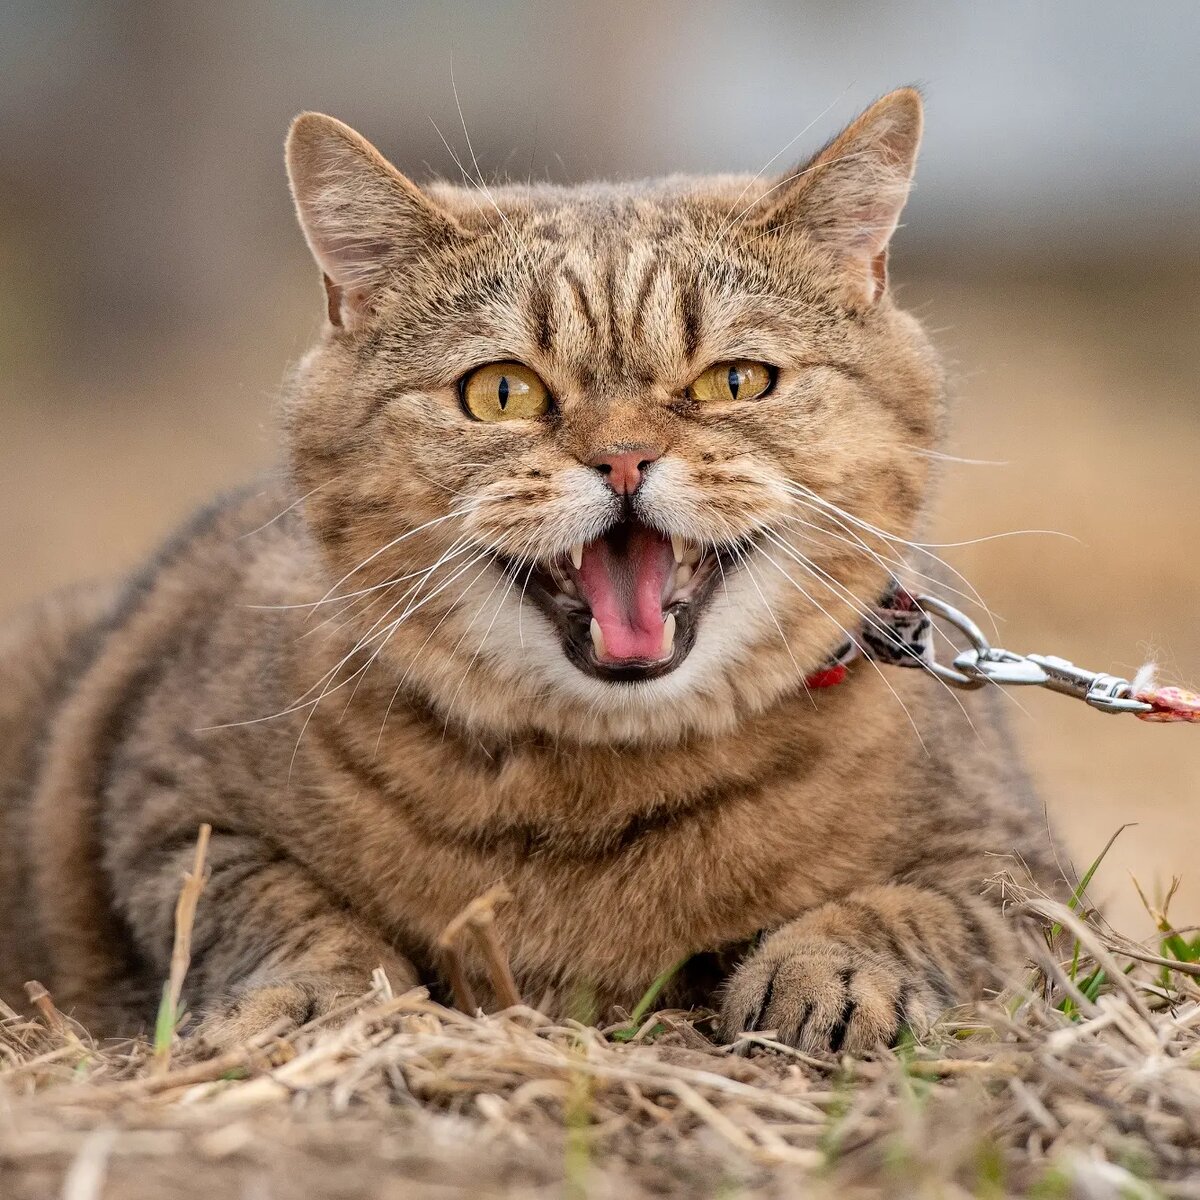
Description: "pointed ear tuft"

(755, 88), (924, 306)
(285, 113), (463, 327)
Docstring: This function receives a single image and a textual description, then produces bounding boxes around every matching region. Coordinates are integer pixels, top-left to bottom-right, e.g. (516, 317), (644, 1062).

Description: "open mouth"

(511, 517), (737, 682)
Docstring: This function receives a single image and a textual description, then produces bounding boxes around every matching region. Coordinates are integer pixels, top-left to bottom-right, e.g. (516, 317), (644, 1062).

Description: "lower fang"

(590, 618), (607, 660)
(661, 612), (676, 657)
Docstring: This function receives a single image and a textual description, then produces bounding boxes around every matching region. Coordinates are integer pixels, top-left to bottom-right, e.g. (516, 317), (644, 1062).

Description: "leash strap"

(809, 578), (1199, 724)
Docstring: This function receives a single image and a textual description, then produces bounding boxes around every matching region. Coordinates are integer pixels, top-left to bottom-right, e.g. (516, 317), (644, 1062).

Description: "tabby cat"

(0, 89), (1056, 1051)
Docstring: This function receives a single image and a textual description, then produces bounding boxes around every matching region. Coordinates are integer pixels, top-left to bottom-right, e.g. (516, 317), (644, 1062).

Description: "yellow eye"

(688, 360), (774, 404)
(461, 362), (551, 422)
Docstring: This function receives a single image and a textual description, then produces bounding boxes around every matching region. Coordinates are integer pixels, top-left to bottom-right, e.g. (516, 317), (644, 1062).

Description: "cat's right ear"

(285, 113), (464, 329)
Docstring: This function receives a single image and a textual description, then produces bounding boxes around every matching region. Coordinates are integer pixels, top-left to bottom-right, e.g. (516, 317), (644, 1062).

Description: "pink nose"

(590, 447), (661, 496)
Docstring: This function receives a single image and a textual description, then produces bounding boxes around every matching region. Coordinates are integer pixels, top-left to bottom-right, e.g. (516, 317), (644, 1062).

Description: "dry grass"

(1, 278), (1196, 1196)
(3, 875), (1200, 1199)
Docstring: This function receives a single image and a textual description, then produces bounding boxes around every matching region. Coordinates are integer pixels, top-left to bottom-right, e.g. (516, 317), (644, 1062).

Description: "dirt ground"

(1, 269), (1197, 931)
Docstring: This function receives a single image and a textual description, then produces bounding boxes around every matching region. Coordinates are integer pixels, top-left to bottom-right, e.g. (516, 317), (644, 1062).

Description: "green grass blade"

(1049, 823), (1132, 942)
(153, 981), (176, 1057)
(611, 954), (691, 1042)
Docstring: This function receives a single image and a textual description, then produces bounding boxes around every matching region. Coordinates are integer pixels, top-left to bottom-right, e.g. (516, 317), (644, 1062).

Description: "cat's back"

(0, 582), (119, 996)
(0, 483), (315, 1020)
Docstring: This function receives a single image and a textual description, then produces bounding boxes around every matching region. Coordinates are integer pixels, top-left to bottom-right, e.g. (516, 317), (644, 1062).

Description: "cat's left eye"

(460, 362), (551, 422)
(688, 360), (775, 404)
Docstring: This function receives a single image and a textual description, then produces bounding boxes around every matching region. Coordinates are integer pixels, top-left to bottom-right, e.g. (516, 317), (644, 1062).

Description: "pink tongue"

(576, 527), (675, 661)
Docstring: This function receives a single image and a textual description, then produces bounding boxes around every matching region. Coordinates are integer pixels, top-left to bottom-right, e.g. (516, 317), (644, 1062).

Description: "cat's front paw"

(718, 936), (941, 1056)
(189, 976), (363, 1053)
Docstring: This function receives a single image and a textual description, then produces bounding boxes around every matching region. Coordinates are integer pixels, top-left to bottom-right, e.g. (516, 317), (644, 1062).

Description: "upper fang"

(671, 533), (685, 564)
(570, 542), (584, 570)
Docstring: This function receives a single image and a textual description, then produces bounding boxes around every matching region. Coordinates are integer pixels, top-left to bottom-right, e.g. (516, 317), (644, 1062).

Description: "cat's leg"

(118, 833), (417, 1048)
(717, 878), (1017, 1054)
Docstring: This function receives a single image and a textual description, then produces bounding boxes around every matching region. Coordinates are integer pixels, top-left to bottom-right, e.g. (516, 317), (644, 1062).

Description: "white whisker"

(903, 446), (1008, 467)
(781, 483), (1000, 637)
(373, 555), (499, 757)
(440, 553), (524, 736)
(778, 511), (997, 638)
(202, 548), (493, 732)
(761, 528), (979, 733)
(751, 541), (928, 753)
(312, 507), (473, 610)
(698, 89), (850, 269)
(238, 484), (325, 540)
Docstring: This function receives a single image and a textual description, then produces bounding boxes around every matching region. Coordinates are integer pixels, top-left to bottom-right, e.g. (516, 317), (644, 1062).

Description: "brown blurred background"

(1, 1), (1197, 932)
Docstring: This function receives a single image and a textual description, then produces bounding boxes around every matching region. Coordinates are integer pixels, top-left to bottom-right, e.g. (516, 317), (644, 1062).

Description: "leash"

(806, 579), (1200, 724)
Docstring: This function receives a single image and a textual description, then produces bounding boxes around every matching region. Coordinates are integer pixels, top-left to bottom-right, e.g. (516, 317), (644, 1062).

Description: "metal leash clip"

(913, 594), (1154, 715)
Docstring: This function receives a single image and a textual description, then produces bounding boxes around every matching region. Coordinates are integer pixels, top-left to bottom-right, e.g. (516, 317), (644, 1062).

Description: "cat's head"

(283, 90), (943, 744)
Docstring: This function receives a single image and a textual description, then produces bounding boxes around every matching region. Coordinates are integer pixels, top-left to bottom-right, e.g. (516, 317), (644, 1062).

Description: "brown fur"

(0, 91), (1058, 1053)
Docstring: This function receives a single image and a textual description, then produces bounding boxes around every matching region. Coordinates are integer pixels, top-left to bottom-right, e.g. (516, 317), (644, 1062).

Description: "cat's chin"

(501, 516), (745, 684)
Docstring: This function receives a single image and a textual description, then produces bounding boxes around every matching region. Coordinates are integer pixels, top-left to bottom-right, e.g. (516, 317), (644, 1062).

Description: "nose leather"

(589, 447), (662, 495)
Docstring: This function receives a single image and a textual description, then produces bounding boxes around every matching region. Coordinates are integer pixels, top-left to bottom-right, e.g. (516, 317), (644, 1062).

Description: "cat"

(0, 88), (1057, 1052)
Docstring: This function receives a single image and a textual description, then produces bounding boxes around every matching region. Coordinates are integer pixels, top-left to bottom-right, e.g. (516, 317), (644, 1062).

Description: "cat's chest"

(302, 724), (900, 992)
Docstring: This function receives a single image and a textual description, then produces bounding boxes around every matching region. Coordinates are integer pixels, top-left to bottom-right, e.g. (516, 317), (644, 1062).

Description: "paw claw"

(720, 936), (941, 1057)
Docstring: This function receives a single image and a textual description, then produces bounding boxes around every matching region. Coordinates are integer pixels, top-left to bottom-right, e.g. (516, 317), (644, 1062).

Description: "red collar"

(805, 663), (849, 689)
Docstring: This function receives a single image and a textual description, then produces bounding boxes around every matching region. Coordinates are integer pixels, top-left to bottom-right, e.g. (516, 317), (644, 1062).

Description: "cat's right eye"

(460, 362), (551, 422)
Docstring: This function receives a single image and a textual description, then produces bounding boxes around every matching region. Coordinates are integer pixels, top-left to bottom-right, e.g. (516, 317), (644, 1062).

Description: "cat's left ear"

(754, 88), (923, 308)
(285, 112), (466, 329)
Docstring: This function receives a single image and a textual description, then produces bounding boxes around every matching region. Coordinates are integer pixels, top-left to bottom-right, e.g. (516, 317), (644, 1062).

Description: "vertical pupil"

(498, 376), (509, 410)
(727, 366), (741, 400)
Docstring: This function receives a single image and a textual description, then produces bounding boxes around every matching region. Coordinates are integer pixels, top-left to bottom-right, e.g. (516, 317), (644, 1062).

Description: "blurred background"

(1, 0), (1197, 931)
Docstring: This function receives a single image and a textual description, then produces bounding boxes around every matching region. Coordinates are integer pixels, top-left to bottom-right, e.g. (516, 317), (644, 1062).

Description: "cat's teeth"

(570, 542), (585, 571)
(675, 563), (693, 589)
(589, 618), (607, 660)
(671, 533), (686, 564)
(661, 612), (676, 657)
(549, 560), (579, 597)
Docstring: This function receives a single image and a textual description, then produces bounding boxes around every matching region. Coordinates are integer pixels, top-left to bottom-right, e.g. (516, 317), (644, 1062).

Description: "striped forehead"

(528, 239), (705, 388)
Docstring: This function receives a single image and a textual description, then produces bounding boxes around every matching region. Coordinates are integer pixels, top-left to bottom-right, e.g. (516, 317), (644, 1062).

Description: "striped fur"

(0, 91), (1059, 1050)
